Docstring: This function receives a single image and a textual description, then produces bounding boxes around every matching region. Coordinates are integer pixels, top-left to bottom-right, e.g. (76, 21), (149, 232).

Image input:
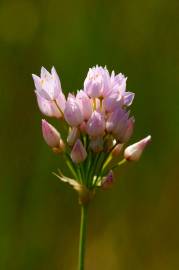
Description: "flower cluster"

(33, 66), (151, 203)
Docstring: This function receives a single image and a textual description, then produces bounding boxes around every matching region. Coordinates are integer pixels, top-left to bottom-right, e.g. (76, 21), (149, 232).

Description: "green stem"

(78, 205), (88, 270)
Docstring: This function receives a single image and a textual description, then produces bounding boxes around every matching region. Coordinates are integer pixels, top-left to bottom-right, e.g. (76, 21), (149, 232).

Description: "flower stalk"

(78, 205), (88, 270)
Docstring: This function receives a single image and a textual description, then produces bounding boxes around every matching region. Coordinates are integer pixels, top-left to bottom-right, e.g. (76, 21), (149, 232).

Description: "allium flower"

(106, 108), (134, 142)
(32, 67), (66, 118)
(76, 90), (92, 120)
(64, 94), (83, 126)
(84, 66), (110, 98)
(33, 65), (151, 270)
(86, 111), (105, 137)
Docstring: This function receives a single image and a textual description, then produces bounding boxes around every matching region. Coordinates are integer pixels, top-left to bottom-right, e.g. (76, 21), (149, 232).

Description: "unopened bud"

(112, 144), (123, 157)
(124, 135), (151, 161)
(42, 119), (62, 150)
(101, 170), (114, 190)
(71, 139), (87, 164)
(67, 127), (79, 146)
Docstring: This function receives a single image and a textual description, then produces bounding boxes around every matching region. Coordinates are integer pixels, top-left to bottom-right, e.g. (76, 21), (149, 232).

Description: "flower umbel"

(33, 65), (151, 194)
(33, 65), (151, 270)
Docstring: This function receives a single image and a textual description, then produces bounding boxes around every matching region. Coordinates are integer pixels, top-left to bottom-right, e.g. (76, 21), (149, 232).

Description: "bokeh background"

(0, 0), (179, 269)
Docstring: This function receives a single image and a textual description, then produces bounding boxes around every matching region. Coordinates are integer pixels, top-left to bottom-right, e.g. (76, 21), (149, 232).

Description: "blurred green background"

(0, 0), (179, 269)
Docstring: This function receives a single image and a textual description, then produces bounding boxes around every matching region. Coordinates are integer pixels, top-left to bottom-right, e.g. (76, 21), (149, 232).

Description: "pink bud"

(42, 119), (61, 148)
(67, 127), (80, 146)
(112, 144), (123, 157)
(124, 135), (151, 161)
(70, 139), (87, 164)
(123, 117), (135, 143)
(64, 94), (83, 126)
(86, 111), (105, 137)
(90, 137), (103, 152)
(101, 170), (114, 190)
(76, 90), (92, 120)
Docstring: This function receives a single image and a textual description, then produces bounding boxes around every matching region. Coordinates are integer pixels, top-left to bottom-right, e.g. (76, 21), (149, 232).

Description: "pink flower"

(70, 139), (87, 163)
(106, 108), (134, 142)
(124, 135), (151, 161)
(103, 71), (135, 112)
(84, 66), (110, 98)
(64, 94), (83, 126)
(76, 90), (92, 120)
(42, 119), (65, 153)
(32, 67), (66, 118)
(86, 111), (105, 137)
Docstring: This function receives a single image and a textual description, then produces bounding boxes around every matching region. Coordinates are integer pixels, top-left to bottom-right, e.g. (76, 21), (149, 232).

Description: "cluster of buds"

(33, 66), (151, 203)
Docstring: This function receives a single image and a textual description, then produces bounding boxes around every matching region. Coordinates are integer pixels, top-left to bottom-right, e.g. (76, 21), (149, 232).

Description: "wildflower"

(33, 67), (66, 118)
(33, 65), (151, 270)
(33, 66), (150, 193)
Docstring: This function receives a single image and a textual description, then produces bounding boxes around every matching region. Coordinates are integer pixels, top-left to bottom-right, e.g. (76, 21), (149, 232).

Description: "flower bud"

(112, 143), (123, 157)
(122, 117), (135, 143)
(64, 94), (83, 126)
(101, 170), (114, 190)
(42, 119), (61, 149)
(86, 111), (105, 137)
(71, 139), (87, 164)
(90, 137), (103, 152)
(76, 90), (92, 120)
(124, 135), (151, 161)
(67, 127), (80, 146)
